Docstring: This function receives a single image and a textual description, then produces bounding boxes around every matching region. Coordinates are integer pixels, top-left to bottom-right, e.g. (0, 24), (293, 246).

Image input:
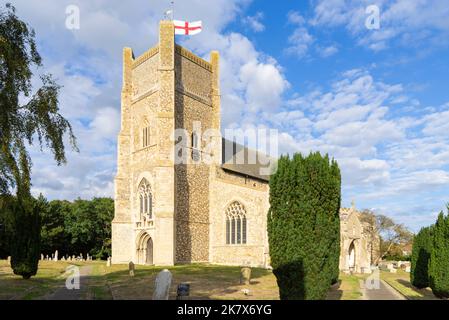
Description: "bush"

(268, 152), (341, 299)
(429, 208), (449, 298)
(8, 196), (42, 279)
(410, 226), (433, 288)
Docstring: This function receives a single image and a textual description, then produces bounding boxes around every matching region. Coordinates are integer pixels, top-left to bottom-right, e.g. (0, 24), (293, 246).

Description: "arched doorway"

(146, 238), (153, 265)
(136, 233), (154, 265)
(348, 241), (356, 271)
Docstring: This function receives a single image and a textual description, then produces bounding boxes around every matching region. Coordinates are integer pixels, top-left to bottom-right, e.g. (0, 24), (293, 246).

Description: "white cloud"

(285, 27), (314, 58)
(287, 10), (305, 25)
(243, 12), (265, 32)
(317, 45), (339, 57)
(310, 0), (449, 51)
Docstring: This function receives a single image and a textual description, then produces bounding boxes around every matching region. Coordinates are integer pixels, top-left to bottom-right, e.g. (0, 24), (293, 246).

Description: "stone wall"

(209, 168), (270, 267)
(174, 50), (214, 263)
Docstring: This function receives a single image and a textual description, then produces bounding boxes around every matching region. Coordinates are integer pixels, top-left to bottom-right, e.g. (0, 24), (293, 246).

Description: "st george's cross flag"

(174, 20), (202, 35)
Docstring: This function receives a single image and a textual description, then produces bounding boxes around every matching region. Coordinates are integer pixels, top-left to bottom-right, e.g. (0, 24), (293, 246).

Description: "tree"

(40, 199), (72, 256)
(1, 195), (43, 279)
(0, 4), (77, 278)
(410, 226), (433, 288)
(429, 208), (449, 298)
(360, 210), (413, 263)
(268, 152), (341, 300)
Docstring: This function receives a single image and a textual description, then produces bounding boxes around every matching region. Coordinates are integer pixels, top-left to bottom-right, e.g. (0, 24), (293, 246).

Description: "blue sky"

(7, 0), (449, 232)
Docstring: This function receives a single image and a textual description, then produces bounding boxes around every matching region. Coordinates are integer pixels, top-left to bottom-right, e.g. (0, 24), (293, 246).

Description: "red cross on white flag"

(174, 20), (202, 35)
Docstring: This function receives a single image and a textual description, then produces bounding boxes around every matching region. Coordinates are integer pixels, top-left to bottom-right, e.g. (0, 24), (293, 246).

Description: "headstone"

(240, 267), (252, 285)
(176, 283), (190, 300)
(68, 256), (72, 261)
(46, 255), (49, 260)
(7, 256), (11, 264)
(106, 257), (111, 267)
(153, 269), (172, 300)
(54, 250), (58, 261)
(129, 261), (135, 276)
(41, 254), (44, 261)
(87, 253), (90, 261)
(61, 257), (66, 261)
(405, 266), (411, 273)
(72, 255), (75, 261)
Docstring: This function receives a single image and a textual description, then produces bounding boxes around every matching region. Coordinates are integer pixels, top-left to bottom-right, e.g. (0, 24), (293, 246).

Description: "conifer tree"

(268, 152), (341, 299)
(429, 208), (449, 298)
(410, 226), (433, 288)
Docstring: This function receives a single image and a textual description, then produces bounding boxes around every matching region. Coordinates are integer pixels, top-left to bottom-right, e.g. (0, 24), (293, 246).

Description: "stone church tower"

(112, 21), (224, 265)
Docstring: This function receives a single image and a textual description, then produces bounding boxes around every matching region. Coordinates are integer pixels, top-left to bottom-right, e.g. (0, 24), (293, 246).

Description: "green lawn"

(0, 260), (364, 300)
(380, 270), (440, 300)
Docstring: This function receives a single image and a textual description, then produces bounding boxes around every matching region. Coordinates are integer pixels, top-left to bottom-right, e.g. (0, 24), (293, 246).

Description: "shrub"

(429, 208), (449, 298)
(410, 226), (433, 288)
(268, 152), (341, 299)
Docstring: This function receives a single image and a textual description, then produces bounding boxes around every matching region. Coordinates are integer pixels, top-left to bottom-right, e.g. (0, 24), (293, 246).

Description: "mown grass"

(380, 270), (440, 300)
(1, 260), (366, 300)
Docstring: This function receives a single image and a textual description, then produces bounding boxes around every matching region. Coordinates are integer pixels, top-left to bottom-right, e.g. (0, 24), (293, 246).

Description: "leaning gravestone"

(153, 269), (172, 300)
(106, 257), (111, 267)
(129, 261), (135, 277)
(240, 267), (252, 285)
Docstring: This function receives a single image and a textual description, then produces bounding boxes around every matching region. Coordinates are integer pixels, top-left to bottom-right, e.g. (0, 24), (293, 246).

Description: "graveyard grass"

(1, 260), (363, 300)
(380, 270), (439, 300)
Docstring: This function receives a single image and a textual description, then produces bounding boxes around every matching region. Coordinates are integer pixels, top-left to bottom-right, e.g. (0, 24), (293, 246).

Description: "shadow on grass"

(0, 261), (277, 300)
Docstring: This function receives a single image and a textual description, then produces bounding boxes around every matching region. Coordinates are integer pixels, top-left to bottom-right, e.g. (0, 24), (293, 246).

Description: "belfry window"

(138, 179), (152, 219)
(225, 201), (247, 245)
(191, 131), (200, 161)
(142, 127), (150, 148)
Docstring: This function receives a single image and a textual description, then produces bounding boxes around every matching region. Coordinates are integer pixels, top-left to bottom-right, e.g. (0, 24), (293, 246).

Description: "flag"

(174, 20), (202, 35)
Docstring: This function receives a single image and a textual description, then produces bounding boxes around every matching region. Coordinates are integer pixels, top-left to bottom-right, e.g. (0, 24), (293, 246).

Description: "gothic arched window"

(138, 179), (152, 219)
(225, 201), (247, 245)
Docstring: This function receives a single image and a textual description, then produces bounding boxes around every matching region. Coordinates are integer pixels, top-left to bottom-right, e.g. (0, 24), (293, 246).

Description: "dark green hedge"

(410, 226), (433, 288)
(268, 152), (341, 300)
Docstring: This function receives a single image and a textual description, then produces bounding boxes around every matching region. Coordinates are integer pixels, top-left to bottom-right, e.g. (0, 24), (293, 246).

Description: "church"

(111, 21), (377, 272)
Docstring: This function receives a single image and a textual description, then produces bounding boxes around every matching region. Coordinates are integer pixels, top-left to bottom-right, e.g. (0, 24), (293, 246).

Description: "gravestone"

(129, 261), (135, 276)
(240, 267), (252, 285)
(107, 257), (111, 267)
(68, 256), (72, 261)
(54, 250), (58, 261)
(7, 256), (11, 265)
(72, 255), (75, 261)
(176, 283), (190, 300)
(41, 254), (44, 261)
(61, 256), (66, 261)
(46, 255), (49, 260)
(87, 253), (90, 261)
(152, 269), (172, 300)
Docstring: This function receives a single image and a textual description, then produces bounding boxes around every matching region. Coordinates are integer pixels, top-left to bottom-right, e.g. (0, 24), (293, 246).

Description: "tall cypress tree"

(268, 152), (341, 299)
(410, 226), (433, 288)
(429, 208), (449, 298)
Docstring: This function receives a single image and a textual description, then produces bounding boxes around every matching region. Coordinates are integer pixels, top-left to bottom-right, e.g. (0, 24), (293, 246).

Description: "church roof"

(221, 138), (272, 182)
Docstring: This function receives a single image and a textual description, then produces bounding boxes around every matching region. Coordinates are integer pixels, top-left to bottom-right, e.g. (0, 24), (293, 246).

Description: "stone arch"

(225, 201), (247, 245)
(348, 240), (356, 271)
(136, 232), (153, 265)
(137, 178), (153, 220)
